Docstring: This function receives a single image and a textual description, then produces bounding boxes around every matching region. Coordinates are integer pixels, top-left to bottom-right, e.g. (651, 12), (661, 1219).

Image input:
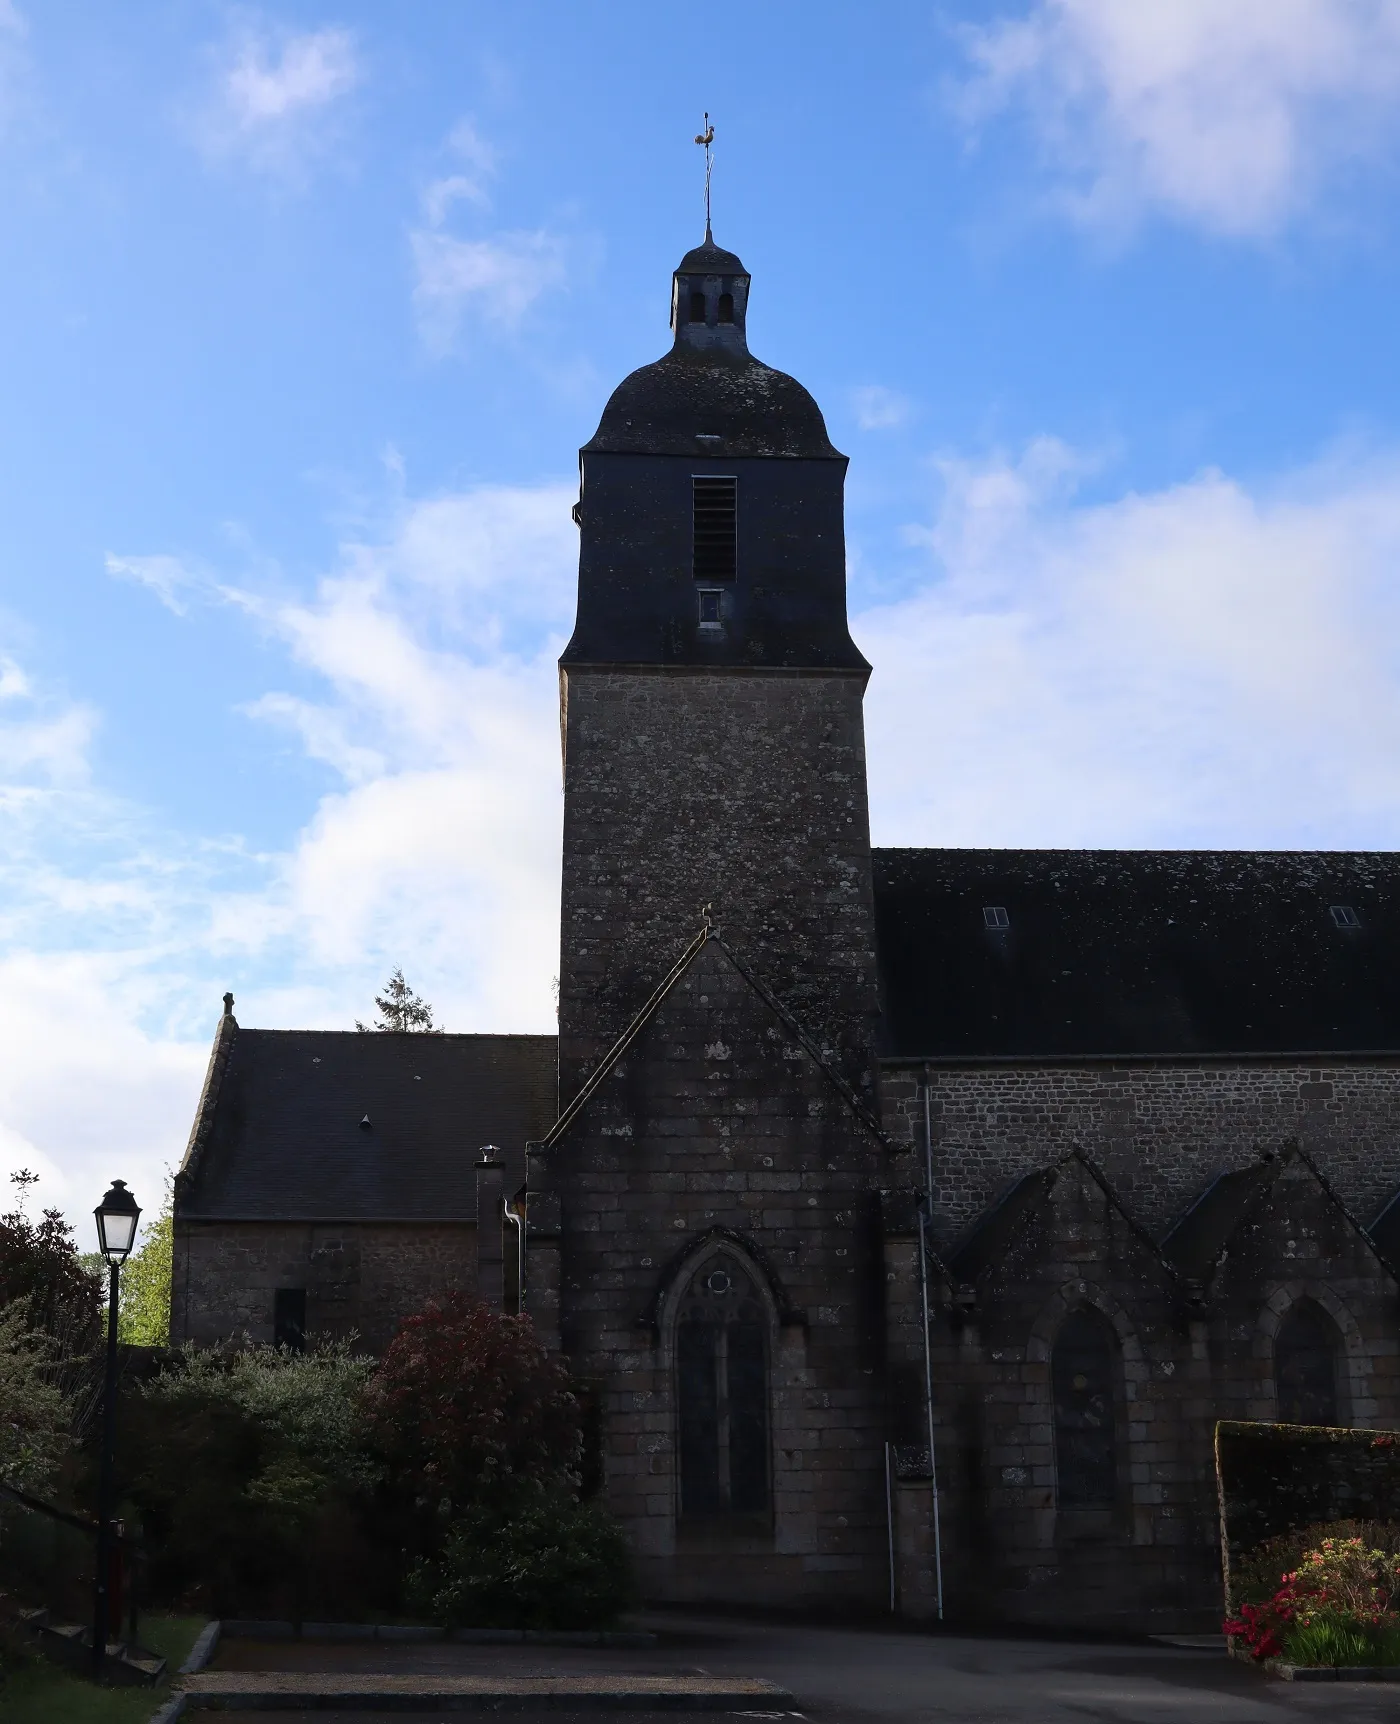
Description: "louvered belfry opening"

(693, 476), (737, 582)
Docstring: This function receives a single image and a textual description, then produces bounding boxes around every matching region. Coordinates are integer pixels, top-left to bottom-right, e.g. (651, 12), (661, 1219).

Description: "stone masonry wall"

(879, 1097), (1400, 1631)
(172, 1220), (476, 1353)
(881, 1059), (1400, 1246)
(558, 667), (880, 1097)
(539, 938), (893, 1609)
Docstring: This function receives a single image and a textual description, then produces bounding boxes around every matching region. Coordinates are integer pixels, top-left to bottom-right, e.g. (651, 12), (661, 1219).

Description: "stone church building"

(173, 233), (1400, 1632)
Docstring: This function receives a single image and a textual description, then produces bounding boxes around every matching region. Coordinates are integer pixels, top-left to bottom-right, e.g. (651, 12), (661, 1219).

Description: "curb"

(220, 1619), (657, 1647)
(148, 1696), (187, 1724)
(181, 1621), (222, 1674)
(1264, 1658), (1400, 1682)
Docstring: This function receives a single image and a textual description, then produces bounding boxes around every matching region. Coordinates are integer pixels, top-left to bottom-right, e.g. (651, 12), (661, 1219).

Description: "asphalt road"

(212, 1611), (1400, 1723)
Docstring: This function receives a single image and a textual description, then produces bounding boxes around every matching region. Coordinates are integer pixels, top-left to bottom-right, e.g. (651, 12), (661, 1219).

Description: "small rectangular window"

(1330, 905), (1361, 928)
(693, 476), (737, 582)
(983, 905), (1010, 930)
(274, 1287), (306, 1352)
(697, 589), (723, 628)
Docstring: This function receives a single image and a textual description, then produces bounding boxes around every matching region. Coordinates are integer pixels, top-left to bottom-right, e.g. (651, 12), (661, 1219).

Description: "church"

(172, 231), (1400, 1633)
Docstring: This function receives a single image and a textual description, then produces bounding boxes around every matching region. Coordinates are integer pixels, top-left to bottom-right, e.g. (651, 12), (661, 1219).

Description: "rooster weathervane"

(694, 112), (715, 239)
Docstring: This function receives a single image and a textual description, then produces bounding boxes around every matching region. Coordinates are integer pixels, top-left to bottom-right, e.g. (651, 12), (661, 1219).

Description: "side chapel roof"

(176, 1021), (557, 1221)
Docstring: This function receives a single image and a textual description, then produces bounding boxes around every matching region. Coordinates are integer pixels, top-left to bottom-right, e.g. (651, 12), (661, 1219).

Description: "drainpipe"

(884, 1440), (897, 1613)
(919, 1066), (945, 1622)
(503, 1199), (525, 1315)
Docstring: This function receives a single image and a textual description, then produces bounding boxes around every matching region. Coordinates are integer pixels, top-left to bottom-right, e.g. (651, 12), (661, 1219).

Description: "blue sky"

(8, 0), (1400, 1237)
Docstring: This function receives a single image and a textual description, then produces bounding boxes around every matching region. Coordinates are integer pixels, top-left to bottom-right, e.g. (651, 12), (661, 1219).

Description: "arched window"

(717, 291), (734, 324)
(1275, 1299), (1340, 1426)
(676, 1253), (770, 1518)
(689, 289), (707, 324)
(1052, 1306), (1118, 1507)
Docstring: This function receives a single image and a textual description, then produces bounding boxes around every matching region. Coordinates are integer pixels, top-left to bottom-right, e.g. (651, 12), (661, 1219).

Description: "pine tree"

(356, 968), (442, 1033)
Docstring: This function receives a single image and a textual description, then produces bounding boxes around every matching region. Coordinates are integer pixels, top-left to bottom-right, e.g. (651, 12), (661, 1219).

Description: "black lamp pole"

(92, 1180), (139, 1682)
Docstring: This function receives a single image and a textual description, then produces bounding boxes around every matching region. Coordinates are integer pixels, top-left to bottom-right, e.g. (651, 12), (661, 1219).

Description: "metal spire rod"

(694, 112), (715, 239)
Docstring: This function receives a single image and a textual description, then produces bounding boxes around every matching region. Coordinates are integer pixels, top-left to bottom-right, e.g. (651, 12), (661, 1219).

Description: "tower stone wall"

(558, 664), (879, 1092)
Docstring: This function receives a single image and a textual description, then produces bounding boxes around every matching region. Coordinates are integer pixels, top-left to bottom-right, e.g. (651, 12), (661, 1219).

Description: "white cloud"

(852, 385), (913, 431)
(409, 117), (568, 354)
(859, 439), (1400, 846)
(106, 552), (200, 616)
(410, 230), (566, 352)
(195, 22), (360, 178)
(422, 117), (499, 224)
(1, 477), (578, 1239)
(955, 0), (1400, 236)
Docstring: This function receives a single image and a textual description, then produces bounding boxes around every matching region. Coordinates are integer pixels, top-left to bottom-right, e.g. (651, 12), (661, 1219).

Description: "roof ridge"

(174, 1004), (239, 1203)
(707, 933), (892, 1148)
(1286, 1140), (1400, 1284)
(542, 925), (710, 1149)
(541, 924), (892, 1153)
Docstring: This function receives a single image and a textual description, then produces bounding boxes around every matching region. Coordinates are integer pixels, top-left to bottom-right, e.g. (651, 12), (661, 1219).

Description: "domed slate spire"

(565, 233), (864, 672)
(583, 236), (840, 460)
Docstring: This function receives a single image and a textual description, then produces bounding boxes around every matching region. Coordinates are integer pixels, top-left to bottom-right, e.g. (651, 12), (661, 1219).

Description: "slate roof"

(177, 1026), (557, 1221)
(583, 236), (840, 460)
(582, 346), (841, 460)
(676, 239), (747, 274)
(873, 849), (1400, 1059)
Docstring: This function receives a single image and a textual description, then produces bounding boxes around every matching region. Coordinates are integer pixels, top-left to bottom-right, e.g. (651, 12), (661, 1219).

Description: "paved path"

(199, 1612), (1400, 1722)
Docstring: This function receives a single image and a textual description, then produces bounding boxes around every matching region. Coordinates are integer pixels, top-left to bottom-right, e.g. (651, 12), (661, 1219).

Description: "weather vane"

(694, 112), (715, 240)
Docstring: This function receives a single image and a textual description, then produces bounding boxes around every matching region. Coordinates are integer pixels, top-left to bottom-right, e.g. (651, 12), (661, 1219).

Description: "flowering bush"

(1226, 1532), (1400, 1666)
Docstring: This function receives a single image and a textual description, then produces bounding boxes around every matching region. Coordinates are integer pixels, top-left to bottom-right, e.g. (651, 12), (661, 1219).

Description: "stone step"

(181, 1671), (796, 1711)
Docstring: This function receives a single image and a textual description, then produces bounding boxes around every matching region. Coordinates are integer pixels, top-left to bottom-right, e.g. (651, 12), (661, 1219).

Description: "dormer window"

(718, 291), (733, 324)
(693, 476), (737, 581)
(689, 289), (706, 323)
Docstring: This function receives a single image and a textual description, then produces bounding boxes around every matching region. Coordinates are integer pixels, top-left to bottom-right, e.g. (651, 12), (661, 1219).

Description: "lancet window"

(1275, 1299), (1341, 1426)
(675, 1253), (770, 1518)
(1052, 1306), (1118, 1508)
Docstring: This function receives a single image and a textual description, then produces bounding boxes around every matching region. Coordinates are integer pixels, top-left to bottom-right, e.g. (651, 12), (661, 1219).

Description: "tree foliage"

(0, 1298), (74, 1494)
(364, 1295), (581, 1510)
(118, 1178), (173, 1346)
(356, 968), (442, 1033)
(0, 1172), (101, 1372)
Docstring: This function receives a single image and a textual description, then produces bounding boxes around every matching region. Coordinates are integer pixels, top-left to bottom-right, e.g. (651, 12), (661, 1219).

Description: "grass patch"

(0, 1614), (206, 1722)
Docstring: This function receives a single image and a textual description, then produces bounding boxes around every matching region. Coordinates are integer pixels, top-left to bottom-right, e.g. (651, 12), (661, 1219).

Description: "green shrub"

(407, 1492), (633, 1630)
(120, 1337), (381, 1614)
(1285, 1619), (1378, 1668)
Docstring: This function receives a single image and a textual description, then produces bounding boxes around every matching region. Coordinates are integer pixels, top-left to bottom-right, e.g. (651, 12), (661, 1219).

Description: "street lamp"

(92, 1180), (139, 1680)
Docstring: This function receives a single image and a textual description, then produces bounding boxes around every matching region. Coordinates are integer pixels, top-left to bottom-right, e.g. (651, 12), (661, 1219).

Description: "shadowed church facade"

(174, 235), (1400, 1631)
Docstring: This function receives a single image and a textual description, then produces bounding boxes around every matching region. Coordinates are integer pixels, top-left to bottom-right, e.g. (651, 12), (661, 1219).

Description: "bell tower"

(558, 235), (879, 1095)
(541, 235), (892, 1608)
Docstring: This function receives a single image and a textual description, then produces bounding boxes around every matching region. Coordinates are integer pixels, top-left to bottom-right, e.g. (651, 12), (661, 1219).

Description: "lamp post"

(92, 1179), (139, 1680)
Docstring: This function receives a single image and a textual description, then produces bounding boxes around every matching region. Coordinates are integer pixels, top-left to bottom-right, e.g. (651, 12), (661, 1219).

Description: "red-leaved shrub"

(364, 1296), (581, 1510)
